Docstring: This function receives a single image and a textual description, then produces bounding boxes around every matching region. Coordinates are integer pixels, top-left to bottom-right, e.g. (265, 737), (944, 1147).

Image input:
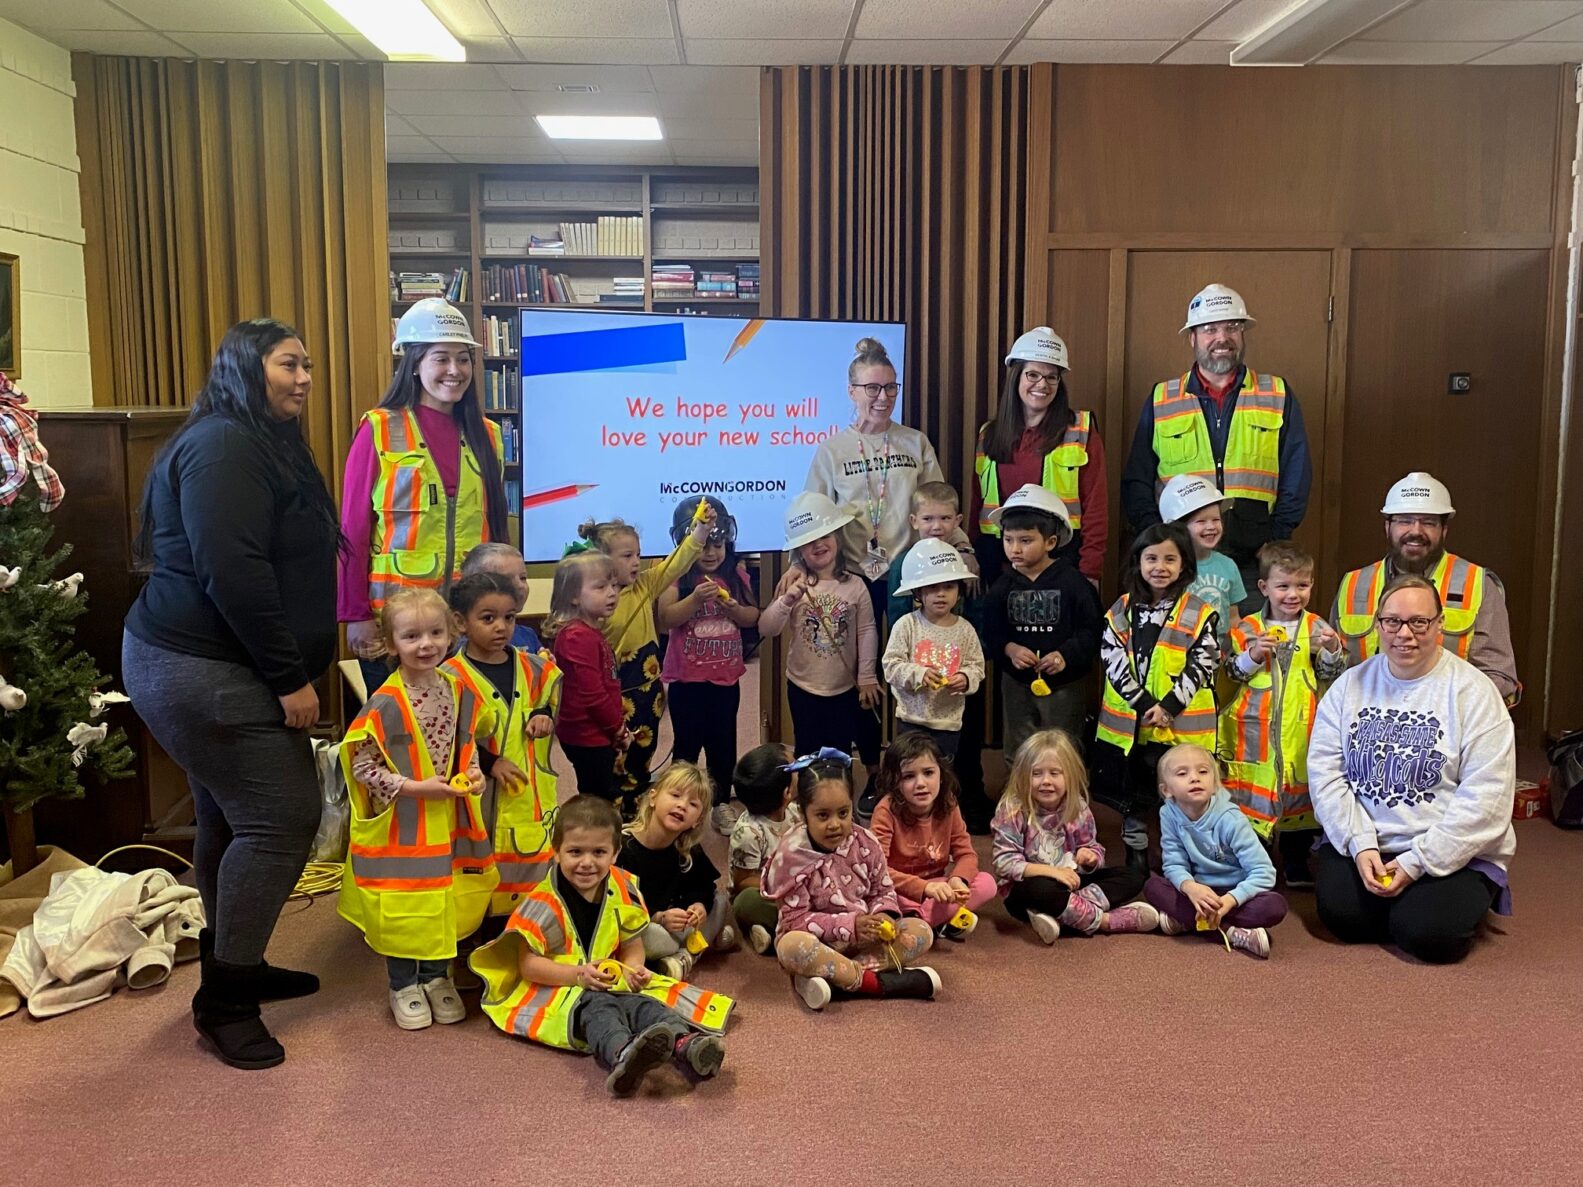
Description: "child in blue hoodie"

(1143, 743), (1286, 959)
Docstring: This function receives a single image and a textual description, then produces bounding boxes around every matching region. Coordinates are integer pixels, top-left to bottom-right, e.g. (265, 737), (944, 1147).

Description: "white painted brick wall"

(0, 18), (91, 407)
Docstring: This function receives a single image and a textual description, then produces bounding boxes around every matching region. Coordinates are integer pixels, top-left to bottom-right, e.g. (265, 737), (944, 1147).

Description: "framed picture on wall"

(0, 252), (17, 378)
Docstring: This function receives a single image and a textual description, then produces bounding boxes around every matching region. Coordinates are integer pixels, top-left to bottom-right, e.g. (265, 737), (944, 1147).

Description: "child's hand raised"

(778, 571), (809, 607)
(854, 913), (893, 943)
(688, 500), (718, 544)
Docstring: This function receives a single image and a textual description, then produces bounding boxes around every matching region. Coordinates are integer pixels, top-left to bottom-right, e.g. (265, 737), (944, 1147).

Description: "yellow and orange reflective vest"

(365, 408), (503, 613)
(337, 669), (499, 959)
(1095, 592), (1218, 755)
(975, 411), (1093, 536)
(443, 648), (563, 916)
(1333, 552), (1486, 665)
(1150, 370), (1286, 505)
(470, 867), (734, 1051)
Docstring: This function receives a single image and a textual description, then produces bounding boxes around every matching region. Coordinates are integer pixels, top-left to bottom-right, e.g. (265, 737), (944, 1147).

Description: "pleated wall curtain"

(73, 55), (389, 497)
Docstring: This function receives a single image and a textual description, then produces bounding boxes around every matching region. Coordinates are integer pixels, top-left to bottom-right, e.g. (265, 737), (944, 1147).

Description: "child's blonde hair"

(625, 761), (714, 869)
(998, 728), (1089, 827)
(378, 588), (453, 648)
(1156, 744), (1224, 801)
(542, 550), (618, 640)
(578, 517), (639, 553)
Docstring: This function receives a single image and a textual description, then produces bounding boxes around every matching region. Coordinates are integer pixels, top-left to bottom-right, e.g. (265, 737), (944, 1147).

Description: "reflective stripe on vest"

(366, 409), (503, 612)
(1094, 592), (1218, 755)
(1217, 610), (1325, 837)
(1333, 553), (1485, 666)
(471, 868), (734, 1050)
(1150, 370), (1285, 505)
(976, 411), (1092, 536)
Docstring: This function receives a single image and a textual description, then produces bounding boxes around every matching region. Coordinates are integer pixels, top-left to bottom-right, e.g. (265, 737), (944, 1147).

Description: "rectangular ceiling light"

(323, 0), (465, 61)
(1231, 0), (1414, 66)
(535, 115), (664, 141)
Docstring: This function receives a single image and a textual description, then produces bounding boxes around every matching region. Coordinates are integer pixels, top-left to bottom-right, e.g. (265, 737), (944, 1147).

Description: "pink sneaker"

(1227, 925), (1271, 959)
(1101, 902), (1160, 934)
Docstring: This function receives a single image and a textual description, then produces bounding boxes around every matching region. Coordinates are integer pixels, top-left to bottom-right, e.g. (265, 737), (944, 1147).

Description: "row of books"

(549, 217), (643, 257)
(497, 416), (522, 464)
(650, 263), (759, 299)
(483, 264), (585, 304)
(738, 262), (760, 299)
(391, 268), (468, 301)
(482, 367), (520, 411)
(481, 315), (518, 357)
(504, 476), (521, 516)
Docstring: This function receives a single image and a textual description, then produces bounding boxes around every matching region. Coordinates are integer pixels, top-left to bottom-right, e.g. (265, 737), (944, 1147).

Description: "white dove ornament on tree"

(0, 675), (25, 712)
(66, 721), (109, 767)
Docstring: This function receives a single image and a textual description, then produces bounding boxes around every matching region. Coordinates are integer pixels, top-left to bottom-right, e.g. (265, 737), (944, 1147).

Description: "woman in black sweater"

(123, 319), (339, 1070)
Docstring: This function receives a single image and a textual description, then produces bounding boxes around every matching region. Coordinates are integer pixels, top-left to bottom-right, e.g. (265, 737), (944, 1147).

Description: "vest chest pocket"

(1159, 424), (1200, 467)
(389, 550), (445, 580)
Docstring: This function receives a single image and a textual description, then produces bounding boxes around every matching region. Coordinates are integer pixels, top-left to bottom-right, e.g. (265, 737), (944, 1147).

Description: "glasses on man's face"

(1195, 321), (1245, 338)
(1376, 614), (1441, 636)
(850, 382), (900, 398)
(1388, 516), (1442, 531)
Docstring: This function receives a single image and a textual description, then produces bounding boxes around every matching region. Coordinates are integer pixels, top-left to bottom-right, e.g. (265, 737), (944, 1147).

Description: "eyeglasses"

(1022, 370), (1062, 389)
(850, 382), (900, 398)
(1194, 321), (1245, 336)
(1387, 516), (1443, 530)
(1376, 614), (1441, 635)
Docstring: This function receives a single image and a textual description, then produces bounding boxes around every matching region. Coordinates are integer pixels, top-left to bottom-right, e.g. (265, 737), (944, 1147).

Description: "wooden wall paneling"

(1023, 64), (1053, 323)
(1104, 248), (1129, 590)
(1321, 248), (1353, 593)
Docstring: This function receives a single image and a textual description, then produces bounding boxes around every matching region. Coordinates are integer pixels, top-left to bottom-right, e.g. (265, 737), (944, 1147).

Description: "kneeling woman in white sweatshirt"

(1307, 575), (1516, 964)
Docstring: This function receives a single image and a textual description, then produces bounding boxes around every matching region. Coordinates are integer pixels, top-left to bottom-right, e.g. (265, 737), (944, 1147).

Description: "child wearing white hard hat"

(760, 492), (883, 775)
(1158, 473), (1245, 646)
(983, 484), (1105, 759)
(881, 537), (985, 757)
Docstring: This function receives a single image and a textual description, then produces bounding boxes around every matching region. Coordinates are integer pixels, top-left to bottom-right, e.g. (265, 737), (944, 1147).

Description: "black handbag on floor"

(1547, 730), (1583, 828)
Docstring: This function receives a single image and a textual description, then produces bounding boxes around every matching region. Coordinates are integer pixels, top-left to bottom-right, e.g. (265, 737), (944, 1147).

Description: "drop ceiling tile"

(1468, 40), (1583, 64)
(388, 148), (457, 161)
(508, 36), (679, 63)
(1004, 38), (1178, 63)
(676, 0), (854, 40)
(169, 32), (360, 59)
(1196, 0), (1306, 41)
(387, 89), (527, 118)
(855, 0), (1042, 40)
(1361, 1), (1583, 42)
(1027, 0), (1226, 41)
(404, 113), (546, 137)
(446, 148), (565, 162)
(660, 116), (761, 140)
(522, 90), (663, 116)
(117, 0), (321, 34)
(36, 29), (194, 54)
(656, 88), (759, 117)
(493, 63), (656, 90)
(556, 146), (676, 165)
(845, 39), (1007, 64)
(424, 0), (503, 38)
(1320, 39), (1504, 63)
(669, 138), (760, 164)
(1522, 12), (1583, 40)
(430, 135), (556, 155)
(387, 134), (442, 154)
(646, 64), (759, 92)
(1160, 39), (1238, 64)
(459, 37), (522, 61)
(0, 0), (143, 31)
(489, 0), (675, 38)
(684, 38), (844, 64)
(386, 113), (420, 135)
(386, 63), (510, 90)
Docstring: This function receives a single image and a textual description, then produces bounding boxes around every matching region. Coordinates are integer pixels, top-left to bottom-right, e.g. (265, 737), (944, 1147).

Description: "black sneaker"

(673, 1031), (726, 1079)
(874, 966), (940, 1000)
(855, 783), (883, 825)
(605, 1022), (676, 1097)
(1125, 846), (1149, 874)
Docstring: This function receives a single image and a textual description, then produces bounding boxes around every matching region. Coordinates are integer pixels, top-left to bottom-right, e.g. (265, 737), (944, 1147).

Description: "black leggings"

(1313, 843), (1498, 964)
(668, 680), (740, 798)
(562, 743), (618, 801)
(1003, 865), (1146, 922)
(787, 682), (881, 766)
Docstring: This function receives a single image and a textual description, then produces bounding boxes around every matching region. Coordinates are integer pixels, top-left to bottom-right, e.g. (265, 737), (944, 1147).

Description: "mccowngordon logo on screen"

(659, 479), (789, 496)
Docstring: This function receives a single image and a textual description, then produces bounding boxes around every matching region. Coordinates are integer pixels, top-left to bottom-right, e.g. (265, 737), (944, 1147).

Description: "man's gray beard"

(1196, 351), (1240, 376)
(1390, 545), (1444, 576)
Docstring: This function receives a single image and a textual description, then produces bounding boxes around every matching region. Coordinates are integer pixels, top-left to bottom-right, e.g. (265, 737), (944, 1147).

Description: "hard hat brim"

(896, 568), (971, 595)
(785, 507), (858, 551)
(395, 333), (482, 349)
(1166, 488), (1229, 522)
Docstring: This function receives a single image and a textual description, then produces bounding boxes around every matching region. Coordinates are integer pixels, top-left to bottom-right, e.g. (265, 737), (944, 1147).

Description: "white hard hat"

(393, 298), (481, 349)
(1005, 326), (1071, 371)
(896, 537), (974, 594)
(1158, 474), (1226, 524)
(1380, 471), (1455, 518)
(784, 491), (858, 551)
(986, 483), (1073, 544)
(1181, 284), (1256, 333)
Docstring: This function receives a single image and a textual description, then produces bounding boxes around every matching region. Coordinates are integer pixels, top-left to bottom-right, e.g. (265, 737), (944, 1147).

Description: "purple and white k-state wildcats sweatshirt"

(1307, 648), (1515, 908)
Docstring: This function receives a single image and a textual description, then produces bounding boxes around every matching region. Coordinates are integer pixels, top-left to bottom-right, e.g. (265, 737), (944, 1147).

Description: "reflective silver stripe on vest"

(1231, 687), (1270, 760)
(381, 410), (416, 452)
(514, 894), (571, 955)
(496, 854), (554, 890)
(1097, 701), (1134, 736)
(503, 983), (566, 1038)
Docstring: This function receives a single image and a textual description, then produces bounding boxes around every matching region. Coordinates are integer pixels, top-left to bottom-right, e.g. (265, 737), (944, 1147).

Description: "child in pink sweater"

(868, 733), (996, 942)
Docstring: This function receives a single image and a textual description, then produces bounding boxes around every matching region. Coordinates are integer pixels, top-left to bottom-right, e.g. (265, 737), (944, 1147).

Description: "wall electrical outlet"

(1448, 373), (1472, 394)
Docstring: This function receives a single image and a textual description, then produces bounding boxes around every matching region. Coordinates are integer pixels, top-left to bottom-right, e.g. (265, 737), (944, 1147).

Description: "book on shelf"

(483, 263), (584, 304)
(483, 367), (522, 411)
(392, 267), (468, 301)
(528, 234), (565, 256)
(556, 216), (642, 257)
(483, 314), (519, 358)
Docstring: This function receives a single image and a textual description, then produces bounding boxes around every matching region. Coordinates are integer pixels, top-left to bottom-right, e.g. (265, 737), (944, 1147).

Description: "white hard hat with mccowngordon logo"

(1158, 474), (1227, 523)
(1005, 326), (1071, 370)
(1380, 471), (1455, 518)
(783, 491), (858, 550)
(393, 298), (482, 349)
(895, 537), (975, 594)
(1181, 284), (1256, 333)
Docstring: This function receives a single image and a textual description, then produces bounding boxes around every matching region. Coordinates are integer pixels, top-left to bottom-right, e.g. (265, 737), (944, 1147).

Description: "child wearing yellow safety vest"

(470, 796), (734, 1098)
(1093, 523), (1221, 874)
(338, 588), (498, 1032)
(442, 572), (562, 919)
(1219, 541), (1346, 888)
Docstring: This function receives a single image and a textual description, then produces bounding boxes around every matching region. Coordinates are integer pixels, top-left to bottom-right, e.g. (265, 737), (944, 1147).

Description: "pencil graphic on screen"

(723, 319), (765, 363)
(522, 483), (598, 510)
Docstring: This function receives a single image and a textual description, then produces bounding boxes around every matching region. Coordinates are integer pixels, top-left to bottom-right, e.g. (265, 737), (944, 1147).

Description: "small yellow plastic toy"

(448, 772), (473, 792)
(596, 959), (629, 991)
(1195, 917), (1215, 931)
(949, 906), (977, 930)
(926, 668), (949, 691)
(1267, 625), (1288, 643)
(684, 930), (710, 956)
(875, 918), (897, 942)
(691, 496), (710, 525)
(1029, 676), (1052, 697)
(1379, 872), (1394, 887)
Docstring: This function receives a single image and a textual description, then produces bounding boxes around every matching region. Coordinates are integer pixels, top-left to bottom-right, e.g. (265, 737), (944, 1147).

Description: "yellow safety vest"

(365, 408), (504, 612)
(1333, 553), (1485, 666)
(469, 868), (734, 1051)
(443, 648), (563, 915)
(1217, 610), (1331, 837)
(336, 670), (499, 959)
(1150, 370), (1285, 505)
(1095, 592), (1218, 755)
(975, 411), (1093, 536)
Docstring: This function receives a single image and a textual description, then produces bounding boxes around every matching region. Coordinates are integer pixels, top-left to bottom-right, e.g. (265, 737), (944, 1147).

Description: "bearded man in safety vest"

(1331, 472), (1520, 707)
(1121, 284), (1313, 601)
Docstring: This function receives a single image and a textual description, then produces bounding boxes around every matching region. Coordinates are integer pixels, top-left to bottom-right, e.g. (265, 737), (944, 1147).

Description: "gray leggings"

(641, 890), (732, 960)
(122, 632), (319, 966)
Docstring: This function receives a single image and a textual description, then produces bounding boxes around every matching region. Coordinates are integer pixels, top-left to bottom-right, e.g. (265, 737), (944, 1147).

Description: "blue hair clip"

(781, 747), (852, 772)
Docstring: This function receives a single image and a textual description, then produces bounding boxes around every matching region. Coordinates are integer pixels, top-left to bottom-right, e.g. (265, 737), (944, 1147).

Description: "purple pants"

(1144, 873), (1288, 930)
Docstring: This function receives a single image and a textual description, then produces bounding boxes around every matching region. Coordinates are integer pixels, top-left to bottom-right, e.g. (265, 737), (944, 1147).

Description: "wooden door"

(1119, 250), (1335, 588)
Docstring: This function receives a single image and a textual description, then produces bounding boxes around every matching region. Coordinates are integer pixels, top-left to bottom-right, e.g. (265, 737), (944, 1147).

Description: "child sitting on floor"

(727, 744), (800, 955)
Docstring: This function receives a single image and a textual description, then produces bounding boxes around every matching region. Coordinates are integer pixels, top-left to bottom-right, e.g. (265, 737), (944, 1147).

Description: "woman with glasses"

(972, 327), (1108, 589)
(1307, 575), (1516, 964)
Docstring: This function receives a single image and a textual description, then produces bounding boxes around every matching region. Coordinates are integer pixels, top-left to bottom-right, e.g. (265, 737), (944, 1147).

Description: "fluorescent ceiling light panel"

(535, 115), (664, 140)
(1231, 0), (1414, 66)
(324, 0), (465, 62)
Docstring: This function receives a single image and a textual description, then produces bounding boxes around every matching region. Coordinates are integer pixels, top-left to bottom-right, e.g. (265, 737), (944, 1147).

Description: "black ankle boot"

(192, 953), (285, 1071)
(874, 966), (940, 1001)
(1125, 846), (1149, 874)
(199, 929), (319, 1002)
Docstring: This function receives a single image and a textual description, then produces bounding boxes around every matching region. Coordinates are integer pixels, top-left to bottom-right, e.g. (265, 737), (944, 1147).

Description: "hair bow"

(561, 540), (593, 558)
(781, 747), (852, 772)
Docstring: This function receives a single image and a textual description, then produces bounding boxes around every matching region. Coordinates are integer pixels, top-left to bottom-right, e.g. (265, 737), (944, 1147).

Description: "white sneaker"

(1029, 911), (1061, 945)
(793, 975), (831, 1011)
(717, 924), (739, 951)
(421, 976), (466, 1024)
(1158, 913), (1187, 936)
(1228, 925), (1271, 959)
(711, 802), (745, 835)
(389, 983), (433, 1030)
(657, 953), (693, 980)
(748, 924), (773, 954)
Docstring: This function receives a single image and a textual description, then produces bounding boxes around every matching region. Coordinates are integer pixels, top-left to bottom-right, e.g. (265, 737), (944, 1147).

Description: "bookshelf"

(388, 164), (760, 545)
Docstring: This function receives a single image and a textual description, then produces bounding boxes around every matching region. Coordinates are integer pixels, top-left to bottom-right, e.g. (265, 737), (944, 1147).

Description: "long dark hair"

(137, 319), (339, 559)
(981, 359), (1075, 463)
(381, 343), (509, 542)
(1121, 522), (1197, 604)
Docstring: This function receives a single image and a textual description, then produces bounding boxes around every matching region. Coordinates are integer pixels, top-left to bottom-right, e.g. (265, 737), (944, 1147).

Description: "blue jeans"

(387, 957), (451, 991)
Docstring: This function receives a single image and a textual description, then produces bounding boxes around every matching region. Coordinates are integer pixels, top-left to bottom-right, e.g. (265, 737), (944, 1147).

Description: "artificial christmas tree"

(1, 373), (134, 876)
